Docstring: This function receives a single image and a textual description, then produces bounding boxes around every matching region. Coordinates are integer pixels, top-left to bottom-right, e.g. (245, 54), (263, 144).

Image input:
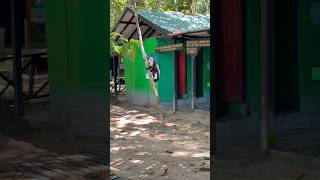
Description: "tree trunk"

(191, 0), (197, 14)
(134, 12), (160, 106)
(155, 0), (161, 11)
(174, 0), (178, 11)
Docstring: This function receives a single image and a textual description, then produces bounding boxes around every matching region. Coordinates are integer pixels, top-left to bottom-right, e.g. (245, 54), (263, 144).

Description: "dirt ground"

(111, 100), (320, 180)
(110, 101), (210, 180)
(213, 149), (320, 180)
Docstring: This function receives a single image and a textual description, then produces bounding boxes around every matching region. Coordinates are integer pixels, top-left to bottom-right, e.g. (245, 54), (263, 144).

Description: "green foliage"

(110, 32), (140, 59)
(110, 0), (128, 26)
(110, 0), (210, 26)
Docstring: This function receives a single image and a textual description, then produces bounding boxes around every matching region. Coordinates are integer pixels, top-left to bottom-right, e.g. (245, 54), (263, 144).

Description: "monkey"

(146, 56), (160, 82)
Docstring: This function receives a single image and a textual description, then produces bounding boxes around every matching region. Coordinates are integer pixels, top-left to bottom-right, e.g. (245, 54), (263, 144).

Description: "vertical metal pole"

(260, 0), (268, 154)
(11, 0), (24, 116)
(260, 0), (275, 155)
(173, 40), (178, 111)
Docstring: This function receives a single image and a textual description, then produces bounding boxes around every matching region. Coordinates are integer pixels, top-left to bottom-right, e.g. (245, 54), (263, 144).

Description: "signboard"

(186, 39), (210, 47)
(155, 43), (183, 52)
(187, 47), (198, 55)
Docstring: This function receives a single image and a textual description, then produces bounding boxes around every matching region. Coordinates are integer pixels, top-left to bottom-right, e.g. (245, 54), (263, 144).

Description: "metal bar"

(119, 21), (149, 26)
(260, 0), (268, 155)
(0, 52), (47, 61)
(148, 29), (157, 38)
(142, 27), (152, 39)
(127, 20), (143, 40)
(128, 28), (138, 40)
(0, 83), (10, 96)
(0, 73), (14, 86)
(34, 81), (49, 96)
(11, 0), (24, 116)
(24, 93), (49, 100)
(260, 0), (275, 155)
(115, 15), (135, 42)
(22, 59), (32, 72)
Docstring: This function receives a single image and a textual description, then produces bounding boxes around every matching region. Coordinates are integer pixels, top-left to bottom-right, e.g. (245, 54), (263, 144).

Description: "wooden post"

(260, 0), (275, 156)
(11, 0), (24, 116)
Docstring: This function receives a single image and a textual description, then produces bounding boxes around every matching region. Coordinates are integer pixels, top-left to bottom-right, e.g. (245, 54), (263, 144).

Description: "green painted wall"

(157, 39), (174, 102)
(45, 0), (70, 125)
(123, 37), (161, 105)
(46, 0), (108, 137)
(123, 37), (211, 104)
(298, 0), (320, 113)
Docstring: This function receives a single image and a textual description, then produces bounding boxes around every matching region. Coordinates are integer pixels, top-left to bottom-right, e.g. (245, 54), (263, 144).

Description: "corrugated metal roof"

(135, 8), (210, 33)
(111, 7), (210, 43)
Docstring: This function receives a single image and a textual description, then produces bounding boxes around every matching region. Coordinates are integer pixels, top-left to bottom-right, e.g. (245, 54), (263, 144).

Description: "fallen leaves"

(199, 166), (210, 171)
(193, 161), (210, 173)
(160, 166), (168, 176)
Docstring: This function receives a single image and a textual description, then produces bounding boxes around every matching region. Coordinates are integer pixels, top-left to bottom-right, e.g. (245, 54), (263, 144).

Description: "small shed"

(112, 8), (210, 110)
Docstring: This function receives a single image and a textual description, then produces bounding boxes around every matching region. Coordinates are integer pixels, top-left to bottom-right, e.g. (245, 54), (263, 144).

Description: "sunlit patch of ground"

(110, 102), (210, 180)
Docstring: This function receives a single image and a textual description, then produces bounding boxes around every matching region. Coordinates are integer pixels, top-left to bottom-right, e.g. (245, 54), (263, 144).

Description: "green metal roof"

(135, 8), (210, 33)
(111, 7), (210, 43)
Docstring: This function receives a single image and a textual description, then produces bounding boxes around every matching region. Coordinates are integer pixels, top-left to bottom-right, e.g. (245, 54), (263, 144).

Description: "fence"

(0, 49), (49, 114)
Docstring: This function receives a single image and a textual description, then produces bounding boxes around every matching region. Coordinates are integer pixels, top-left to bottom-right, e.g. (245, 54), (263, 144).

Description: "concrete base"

(217, 112), (320, 141)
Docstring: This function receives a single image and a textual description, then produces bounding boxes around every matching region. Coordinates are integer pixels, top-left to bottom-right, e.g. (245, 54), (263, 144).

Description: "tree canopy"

(110, 0), (210, 26)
